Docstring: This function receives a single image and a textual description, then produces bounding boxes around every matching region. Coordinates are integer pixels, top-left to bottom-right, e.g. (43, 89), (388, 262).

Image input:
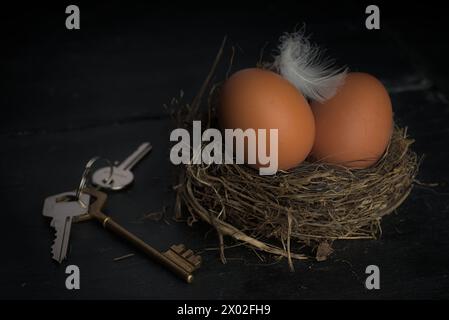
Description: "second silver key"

(92, 142), (152, 190)
(43, 191), (90, 263)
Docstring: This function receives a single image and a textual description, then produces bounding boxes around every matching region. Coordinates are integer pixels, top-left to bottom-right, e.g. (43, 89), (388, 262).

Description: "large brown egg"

(219, 68), (315, 171)
(311, 72), (393, 169)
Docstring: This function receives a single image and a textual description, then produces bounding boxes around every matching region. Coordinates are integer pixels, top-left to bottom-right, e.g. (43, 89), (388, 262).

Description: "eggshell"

(311, 72), (393, 169)
(219, 68), (315, 171)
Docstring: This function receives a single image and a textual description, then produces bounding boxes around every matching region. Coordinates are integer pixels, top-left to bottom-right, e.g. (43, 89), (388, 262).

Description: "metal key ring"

(75, 156), (113, 200)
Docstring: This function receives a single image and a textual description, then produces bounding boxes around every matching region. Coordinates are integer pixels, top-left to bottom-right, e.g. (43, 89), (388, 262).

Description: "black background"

(1, 1), (449, 299)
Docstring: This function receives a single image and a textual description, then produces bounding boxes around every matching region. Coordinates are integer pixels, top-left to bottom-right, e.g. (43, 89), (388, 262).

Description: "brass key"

(83, 188), (201, 283)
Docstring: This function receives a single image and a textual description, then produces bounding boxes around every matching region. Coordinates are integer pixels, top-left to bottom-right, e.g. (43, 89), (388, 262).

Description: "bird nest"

(170, 39), (420, 269)
(175, 125), (418, 267)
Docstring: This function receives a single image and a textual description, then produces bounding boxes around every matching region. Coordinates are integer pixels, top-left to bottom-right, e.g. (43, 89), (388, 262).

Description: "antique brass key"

(83, 188), (201, 283)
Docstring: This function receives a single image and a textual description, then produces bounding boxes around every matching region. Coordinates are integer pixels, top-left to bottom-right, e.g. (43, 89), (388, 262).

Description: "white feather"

(272, 31), (347, 103)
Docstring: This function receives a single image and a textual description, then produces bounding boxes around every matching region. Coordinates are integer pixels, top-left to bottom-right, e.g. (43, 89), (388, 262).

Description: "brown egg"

(219, 68), (315, 171)
(311, 72), (393, 169)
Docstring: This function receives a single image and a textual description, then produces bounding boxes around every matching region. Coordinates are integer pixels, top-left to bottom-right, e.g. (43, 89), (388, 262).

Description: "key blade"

(51, 216), (73, 263)
(118, 142), (152, 171)
(43, 191), (90, 262)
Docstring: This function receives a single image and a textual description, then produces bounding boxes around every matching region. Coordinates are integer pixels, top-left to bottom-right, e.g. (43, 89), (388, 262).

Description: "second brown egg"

(310, 72), (393, 169)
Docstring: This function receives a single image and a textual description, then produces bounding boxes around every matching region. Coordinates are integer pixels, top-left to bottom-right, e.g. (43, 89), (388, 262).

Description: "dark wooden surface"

(1, 2), (449, 299)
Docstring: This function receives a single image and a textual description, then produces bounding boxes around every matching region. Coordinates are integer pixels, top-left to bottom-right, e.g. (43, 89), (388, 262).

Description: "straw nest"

(171, 39), (420, 269)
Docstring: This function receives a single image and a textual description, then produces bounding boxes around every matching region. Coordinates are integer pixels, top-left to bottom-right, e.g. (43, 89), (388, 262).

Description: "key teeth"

(51, 242), (58, 261)
(168, 244), (202, 269)
(190, 255), (202, 267)
(171, 244), (185, 253)
(51, 241), (63, 263)
(50, 223), (64, 263)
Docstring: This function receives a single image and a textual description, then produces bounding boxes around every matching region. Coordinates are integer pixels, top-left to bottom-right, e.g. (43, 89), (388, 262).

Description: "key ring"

(75, 156), (113, 201)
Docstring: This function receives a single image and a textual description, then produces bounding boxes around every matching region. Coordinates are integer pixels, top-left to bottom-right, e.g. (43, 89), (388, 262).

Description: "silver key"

(43, 191), (90, 263)
(92, 142), (152, 190)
